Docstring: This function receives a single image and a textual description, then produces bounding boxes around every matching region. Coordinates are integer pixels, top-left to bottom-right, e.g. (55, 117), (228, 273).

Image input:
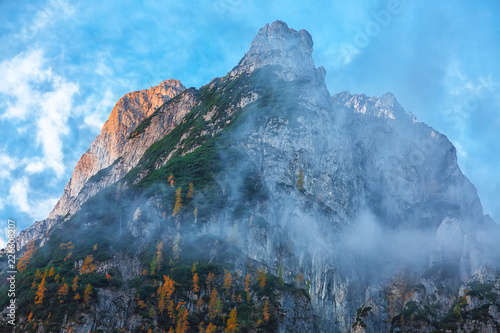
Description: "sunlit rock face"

(49, 79), (186, 220)
(18, 80), (189, 249)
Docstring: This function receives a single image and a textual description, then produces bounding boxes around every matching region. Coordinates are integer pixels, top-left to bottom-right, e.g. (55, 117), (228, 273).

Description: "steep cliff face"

(49, 79), (186, 220)
(17, 80), (188, 249)
(6, 20), (500, 333)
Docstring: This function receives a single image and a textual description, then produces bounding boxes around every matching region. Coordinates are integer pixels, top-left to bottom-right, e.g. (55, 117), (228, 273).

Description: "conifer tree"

(193, 273), (200, 294)
(207, 272), (215, 293)
(72, 275), (79, 292)
(187, 183), (194, 198)
(80, 255), (96, 274)
(84, 284), (92, 305)
(205, 323), (216, 333)
(34, 277), (47, 305)
(208, 287), (220, 319)
(263, 300), (270, 322)
(172, 187), (182, 217)
(17, 240), (36, 273)
(58, 283), (69, 303)
(225, 308), (238, 333)
(223, 271), (233, 295)
(297, 170), (305, 191)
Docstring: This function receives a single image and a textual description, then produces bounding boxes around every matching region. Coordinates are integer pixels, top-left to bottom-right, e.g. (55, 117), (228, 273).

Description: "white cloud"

(0, 151), (18, 180)
(453, 141), (468, 159)
(0, 227), (8, 249)
(8, 177), (58, 221)
(95, 62), (114, 77)
(36, 77), (79, 175)
(0, 49), (79, 176)
(17, 0), (75, 40)
(77, 89), (116, 131)
(8, 177), (31, 214)
(24, 158), (46, 174)
(0, 49), (49, 119)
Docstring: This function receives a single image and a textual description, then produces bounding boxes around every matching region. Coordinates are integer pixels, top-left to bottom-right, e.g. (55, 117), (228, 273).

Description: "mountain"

(3, 20), (500, 333)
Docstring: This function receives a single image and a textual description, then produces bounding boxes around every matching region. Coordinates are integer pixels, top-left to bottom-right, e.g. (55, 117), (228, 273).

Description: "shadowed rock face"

(12, 20), (500, 332)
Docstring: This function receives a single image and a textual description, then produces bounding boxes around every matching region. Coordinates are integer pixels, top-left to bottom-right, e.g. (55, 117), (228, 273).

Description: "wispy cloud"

(8, 177), (59, 221)
(17, 0), (75, 40)
(0, 49), (79, 176)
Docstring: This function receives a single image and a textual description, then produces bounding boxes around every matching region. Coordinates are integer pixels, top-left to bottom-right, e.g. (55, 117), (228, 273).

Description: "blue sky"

(0, 0), (499, 246)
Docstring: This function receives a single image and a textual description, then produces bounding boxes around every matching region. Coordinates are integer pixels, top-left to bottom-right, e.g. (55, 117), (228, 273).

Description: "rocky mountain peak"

(231, 20), (324, 83)
(332, 90), (407, 119)
(48, 79), (185, 220)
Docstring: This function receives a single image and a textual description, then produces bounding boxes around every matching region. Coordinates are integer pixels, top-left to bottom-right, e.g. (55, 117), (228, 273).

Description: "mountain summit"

(232, 21), (323, 82)
(5, 21), (500, 333)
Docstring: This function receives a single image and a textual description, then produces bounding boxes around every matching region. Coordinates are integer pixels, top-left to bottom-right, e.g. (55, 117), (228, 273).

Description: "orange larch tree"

(297, 170), (305, 191)
(175, 306), (189, 333)
(208, 287), (220, 320)
(72, 275), (79, 292)
(225, 308), (238, 333)
(158, 275), (176, 314)
(263, 300), (270, 322)
(17, 240), (36, 273)
(58, 283), (69, 303)
(223, 271), (233, 295)
(193, 273), (200, 294)
(172, 187), (182, 217)
(83, 284), (92, 305)
(34, 277), (47, 305)
(205, 323), (216, 333)
(80, 255), (96, 274)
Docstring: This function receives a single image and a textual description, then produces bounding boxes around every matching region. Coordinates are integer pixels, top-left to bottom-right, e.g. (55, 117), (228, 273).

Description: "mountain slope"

(3, 20), (500, 333)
